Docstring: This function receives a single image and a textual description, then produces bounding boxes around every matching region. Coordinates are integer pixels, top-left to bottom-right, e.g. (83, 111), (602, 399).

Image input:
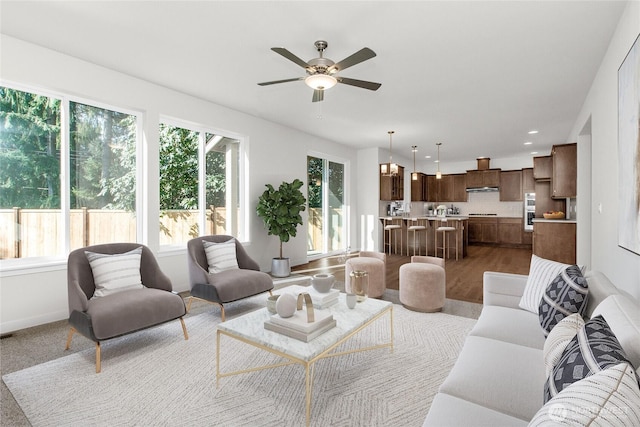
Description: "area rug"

(3, 304), (475, 427)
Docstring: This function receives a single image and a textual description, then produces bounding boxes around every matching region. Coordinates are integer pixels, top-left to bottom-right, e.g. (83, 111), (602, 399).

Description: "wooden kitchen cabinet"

(535, 181), (565, 217)
(466, 169), (500, 188)
(497, 217), (523, 245)
(468, 217), (497, 244)
(533, 221), (576, 264)
(439, 174), (454, 202)
(427, 175), (439, 203)
(410, 172), (427, 201)
(552, 143), (577, 198)
(522, 168), (535, 193)
(533, 156), (552, 180)
(451, 174), (468, 202)
(380, 165), (404, 200)
(500, 170), (523, 201)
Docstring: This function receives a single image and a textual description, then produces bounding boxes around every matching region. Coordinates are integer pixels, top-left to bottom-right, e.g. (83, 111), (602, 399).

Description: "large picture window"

(0, 85), (139, 260)
(159, 121), (243, 246)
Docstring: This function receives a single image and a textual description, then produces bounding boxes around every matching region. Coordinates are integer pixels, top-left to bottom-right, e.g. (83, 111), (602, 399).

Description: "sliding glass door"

(307, 155), (346, 257)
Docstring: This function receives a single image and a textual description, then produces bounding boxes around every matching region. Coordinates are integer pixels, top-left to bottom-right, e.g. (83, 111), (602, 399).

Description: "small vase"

(350, 270), (369, 302)
(311, 273), (335, 293)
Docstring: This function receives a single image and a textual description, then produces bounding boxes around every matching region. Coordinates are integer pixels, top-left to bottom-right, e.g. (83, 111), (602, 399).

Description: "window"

(0, 85), (139, 260)
(159, 122), (243, 246)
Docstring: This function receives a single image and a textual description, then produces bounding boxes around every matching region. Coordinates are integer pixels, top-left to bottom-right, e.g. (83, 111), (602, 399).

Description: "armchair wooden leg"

(96, 342), (101, 373)
(218, 303), (226, 322)
(65, 327), (76, 350)
(186, 296), (194, 313)
(180, 317), (189, 340)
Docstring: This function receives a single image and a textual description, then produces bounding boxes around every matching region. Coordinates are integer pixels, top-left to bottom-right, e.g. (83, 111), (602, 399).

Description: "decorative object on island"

(256, 178), (306, 277)
(380, 130), (399, 176)
(350, 270), (369, 302)
(435, 142), (442, 179)
(311, 273), (335, 293)
(617, 34), (640, 255)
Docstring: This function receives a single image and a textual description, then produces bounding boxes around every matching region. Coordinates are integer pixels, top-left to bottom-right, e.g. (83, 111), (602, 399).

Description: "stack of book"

(264, 309), (336, 342)
(285, 285), (340, 309)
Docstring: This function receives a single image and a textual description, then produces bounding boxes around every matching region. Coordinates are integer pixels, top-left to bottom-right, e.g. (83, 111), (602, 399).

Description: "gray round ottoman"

(399, 262), (445, 312)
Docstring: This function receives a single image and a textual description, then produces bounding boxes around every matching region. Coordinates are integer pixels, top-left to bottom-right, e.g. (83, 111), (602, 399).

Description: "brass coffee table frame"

(216, 304), (393, 426)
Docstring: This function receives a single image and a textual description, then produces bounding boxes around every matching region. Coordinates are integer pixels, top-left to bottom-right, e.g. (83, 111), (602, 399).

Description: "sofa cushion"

(469, 306), (545, 349)
(206, 268), (273, 302)
(519, 255), (576, 314)
(203, 239), (239, 274)
(543, 313), (585, 378)
(545, 315), (637, 402)
(531, 363), (640, 426)
(422, 393), (529, 427)
(438, 336), (545, 421)
(592, 294), (640, 370)
(538, 265), (588, 337)
(85, 246), (144, 298)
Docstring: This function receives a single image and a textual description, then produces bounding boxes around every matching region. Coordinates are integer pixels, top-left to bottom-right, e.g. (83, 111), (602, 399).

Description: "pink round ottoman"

(399, 262), (445, 312)
(345, 257), (385, 298)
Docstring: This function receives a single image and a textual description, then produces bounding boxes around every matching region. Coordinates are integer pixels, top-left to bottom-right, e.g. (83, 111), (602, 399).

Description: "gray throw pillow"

(538, 265), (588, 337)
(544, 315), (639, 403)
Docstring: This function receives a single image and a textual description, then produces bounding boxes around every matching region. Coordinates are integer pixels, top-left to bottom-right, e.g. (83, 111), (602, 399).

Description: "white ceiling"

(0, 1), (627, 163)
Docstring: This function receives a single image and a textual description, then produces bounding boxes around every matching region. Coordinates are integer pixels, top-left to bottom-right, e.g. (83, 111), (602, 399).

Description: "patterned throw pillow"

(85, 247), (144, 298)
(539, 265), (588, 336)
(203, 239), (239, 274)
(544, 315), (638, 403)
(543, 313), (585, 378)
(531, 363), (640, 426)
(519, 255), (575, 314)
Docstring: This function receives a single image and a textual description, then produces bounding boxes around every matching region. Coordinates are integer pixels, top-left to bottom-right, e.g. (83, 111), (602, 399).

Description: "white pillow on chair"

(203, 239), (239, 274)
(85, 247), (144, 298)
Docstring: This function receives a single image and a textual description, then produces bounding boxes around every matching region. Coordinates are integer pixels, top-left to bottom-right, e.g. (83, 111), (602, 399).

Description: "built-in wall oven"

(524, 192), (535, 231)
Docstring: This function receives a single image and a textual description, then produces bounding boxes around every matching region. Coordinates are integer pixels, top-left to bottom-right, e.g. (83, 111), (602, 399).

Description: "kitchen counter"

(532, 218), (577, 224)
(380, 216), (468, 258)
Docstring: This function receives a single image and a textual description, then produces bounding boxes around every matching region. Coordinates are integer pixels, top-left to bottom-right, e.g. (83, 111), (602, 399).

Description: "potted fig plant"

(256, 178), (307, 277)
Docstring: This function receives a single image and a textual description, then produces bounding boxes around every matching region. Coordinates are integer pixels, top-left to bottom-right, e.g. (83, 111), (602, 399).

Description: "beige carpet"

(3, 300), (475, 427)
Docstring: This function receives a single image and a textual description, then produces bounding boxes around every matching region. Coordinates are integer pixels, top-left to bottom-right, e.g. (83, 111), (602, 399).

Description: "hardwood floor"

(292, 245), (532, 304)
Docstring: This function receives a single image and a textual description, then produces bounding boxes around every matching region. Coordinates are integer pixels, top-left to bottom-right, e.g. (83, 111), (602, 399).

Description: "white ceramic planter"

(312, 273), (335, 293)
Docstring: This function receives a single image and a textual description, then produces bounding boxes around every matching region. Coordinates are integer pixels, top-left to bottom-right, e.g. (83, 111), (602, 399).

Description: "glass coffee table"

(216, 293), (394, 426)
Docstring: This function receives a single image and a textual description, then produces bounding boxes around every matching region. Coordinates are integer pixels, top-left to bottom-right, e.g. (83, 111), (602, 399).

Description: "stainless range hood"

(466, 186), (499, 193)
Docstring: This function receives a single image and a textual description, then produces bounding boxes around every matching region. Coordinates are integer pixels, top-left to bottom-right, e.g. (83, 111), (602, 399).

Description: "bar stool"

(435, 218), (458, 262)
(383, 217), (403, 255)
(406, 218), (427, 256)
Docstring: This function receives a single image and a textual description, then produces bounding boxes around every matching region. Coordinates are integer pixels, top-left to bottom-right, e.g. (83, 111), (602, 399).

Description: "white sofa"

(423, 270), (640, 426)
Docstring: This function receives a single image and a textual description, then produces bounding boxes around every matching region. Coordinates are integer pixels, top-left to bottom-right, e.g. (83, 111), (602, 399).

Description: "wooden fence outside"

(1, 207), (337, 259)
(0, 207), (229, 259)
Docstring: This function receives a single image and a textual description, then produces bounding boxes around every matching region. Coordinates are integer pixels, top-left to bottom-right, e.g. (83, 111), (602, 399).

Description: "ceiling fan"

(257, 40), (381, 102)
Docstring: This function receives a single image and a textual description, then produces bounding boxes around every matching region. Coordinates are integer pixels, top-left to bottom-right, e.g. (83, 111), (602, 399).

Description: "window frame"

(0, 81), (143, 272)
(158, 116), (248, 250)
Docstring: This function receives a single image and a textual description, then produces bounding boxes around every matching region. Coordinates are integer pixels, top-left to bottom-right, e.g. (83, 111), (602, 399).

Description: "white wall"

(567, 1), (640, 299)
(0, 35), (360, 333)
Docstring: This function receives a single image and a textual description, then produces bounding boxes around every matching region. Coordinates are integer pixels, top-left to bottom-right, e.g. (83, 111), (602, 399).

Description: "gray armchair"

(66, 243), (188, 373)
(187, 235), (273, 321)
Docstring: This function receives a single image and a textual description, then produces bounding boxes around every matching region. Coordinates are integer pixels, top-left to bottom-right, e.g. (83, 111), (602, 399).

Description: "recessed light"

(434, 160), (440, 163)
(530, 151), (538, 155)
(528, 130), (539, 134)
(424, 155), (431, 159)
(524, 141), (533, 145)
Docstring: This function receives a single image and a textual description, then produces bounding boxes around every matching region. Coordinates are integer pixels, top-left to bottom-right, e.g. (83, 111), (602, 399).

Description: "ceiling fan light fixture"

(305, 74), (337, 90)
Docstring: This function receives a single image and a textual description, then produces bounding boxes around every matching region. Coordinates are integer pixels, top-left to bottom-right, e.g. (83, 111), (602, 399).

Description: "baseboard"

(0, 310), (68, 335)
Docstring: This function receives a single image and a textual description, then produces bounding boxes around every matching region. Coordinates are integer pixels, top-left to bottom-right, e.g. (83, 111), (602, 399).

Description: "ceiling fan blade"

(330, 47), (376, 72)
(257, 77), (304, 86)
(271, 47), (310, 69)
(336, 77), (381, 91)
(312, 89), (324, 103)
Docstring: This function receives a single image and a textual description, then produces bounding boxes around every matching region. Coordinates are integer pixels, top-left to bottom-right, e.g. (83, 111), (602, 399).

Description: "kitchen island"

(380, 216), (468, 258)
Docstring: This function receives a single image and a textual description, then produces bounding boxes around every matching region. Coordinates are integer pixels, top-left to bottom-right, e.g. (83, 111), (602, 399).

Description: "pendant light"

(411, 145), (418, 181)
(380, 131), (399, 176)
(436, 142), (442, 180)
